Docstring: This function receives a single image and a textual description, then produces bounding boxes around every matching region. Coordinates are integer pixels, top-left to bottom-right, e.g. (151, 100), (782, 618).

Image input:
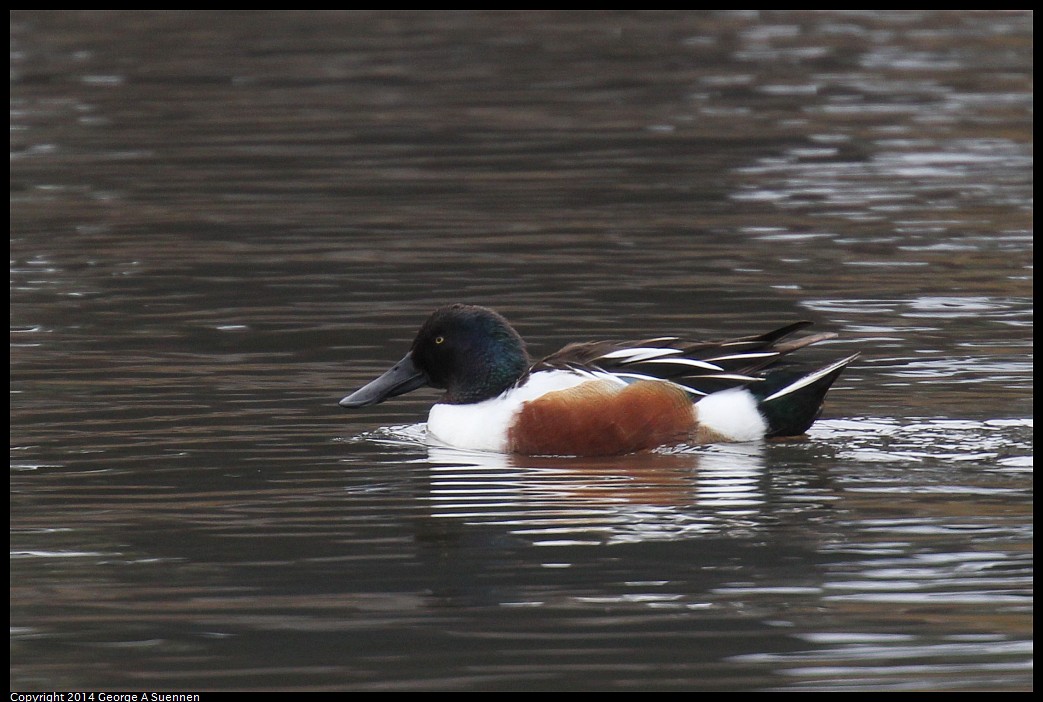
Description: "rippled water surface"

(10, 11), (1032, 691)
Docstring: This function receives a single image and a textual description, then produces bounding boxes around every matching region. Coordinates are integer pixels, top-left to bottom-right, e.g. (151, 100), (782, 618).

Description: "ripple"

(814, 417), (1032, 469)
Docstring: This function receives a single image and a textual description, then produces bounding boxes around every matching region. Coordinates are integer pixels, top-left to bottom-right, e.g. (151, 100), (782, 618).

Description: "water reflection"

(355, 415), (1031, 549)
(422, 441), (766, 545)
(339, 415), (1035, 691)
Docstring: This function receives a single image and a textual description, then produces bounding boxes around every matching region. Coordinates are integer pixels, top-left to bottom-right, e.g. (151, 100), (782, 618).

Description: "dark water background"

(11, 11), (1032, 691)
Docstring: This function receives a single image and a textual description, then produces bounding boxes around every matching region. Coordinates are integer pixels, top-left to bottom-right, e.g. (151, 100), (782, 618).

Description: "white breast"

(425, 370), (606, 452)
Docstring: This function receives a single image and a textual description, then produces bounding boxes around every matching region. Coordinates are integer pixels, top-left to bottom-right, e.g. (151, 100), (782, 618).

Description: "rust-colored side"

(507, 379), (696, 456)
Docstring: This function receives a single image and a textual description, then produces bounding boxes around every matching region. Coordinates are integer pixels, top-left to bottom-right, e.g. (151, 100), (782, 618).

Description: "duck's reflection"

(418, 435), (768, 545)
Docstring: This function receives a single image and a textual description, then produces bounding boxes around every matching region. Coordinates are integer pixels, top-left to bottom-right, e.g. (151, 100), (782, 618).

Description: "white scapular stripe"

(633, 357), (724, 371)
(704, 351), (779, 362)
(598, 347), (681, 363)
(761, 354), (858, 402)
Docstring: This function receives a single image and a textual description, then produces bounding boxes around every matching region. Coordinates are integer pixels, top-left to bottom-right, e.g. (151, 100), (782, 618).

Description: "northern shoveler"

(339, 304), (857, 457)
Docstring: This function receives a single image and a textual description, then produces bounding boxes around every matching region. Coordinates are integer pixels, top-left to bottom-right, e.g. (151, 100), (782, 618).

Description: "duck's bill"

(339, 353), (428, 408)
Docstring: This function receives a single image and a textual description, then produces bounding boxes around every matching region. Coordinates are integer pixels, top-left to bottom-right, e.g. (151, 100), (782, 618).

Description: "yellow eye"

(434, 336), (445, 344)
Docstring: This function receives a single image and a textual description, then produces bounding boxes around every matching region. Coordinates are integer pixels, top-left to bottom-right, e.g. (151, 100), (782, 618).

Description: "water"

(10, 10), (1032, 691)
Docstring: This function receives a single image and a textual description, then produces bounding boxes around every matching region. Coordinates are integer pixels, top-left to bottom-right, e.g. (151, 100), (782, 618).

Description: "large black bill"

(338, 353), (428, 408)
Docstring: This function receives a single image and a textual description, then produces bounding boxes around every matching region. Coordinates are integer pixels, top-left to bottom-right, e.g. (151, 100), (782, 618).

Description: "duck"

(339, 304), (857, 457)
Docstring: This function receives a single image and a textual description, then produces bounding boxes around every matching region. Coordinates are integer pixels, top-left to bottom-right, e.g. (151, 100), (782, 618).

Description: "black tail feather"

(750, 354), (858, 437)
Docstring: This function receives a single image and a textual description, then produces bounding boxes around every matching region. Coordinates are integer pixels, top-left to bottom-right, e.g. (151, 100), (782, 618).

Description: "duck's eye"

(434, 335), (445, 345)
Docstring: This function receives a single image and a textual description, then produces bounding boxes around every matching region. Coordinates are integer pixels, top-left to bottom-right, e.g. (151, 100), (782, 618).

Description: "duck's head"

(339, 304), (530, 408)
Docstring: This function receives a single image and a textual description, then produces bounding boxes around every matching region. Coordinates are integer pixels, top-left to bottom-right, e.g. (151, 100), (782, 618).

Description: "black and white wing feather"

(531, 322), (838, 397)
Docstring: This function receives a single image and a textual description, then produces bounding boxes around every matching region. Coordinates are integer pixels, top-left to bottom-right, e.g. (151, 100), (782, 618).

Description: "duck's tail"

(750, 353), (860, 437)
